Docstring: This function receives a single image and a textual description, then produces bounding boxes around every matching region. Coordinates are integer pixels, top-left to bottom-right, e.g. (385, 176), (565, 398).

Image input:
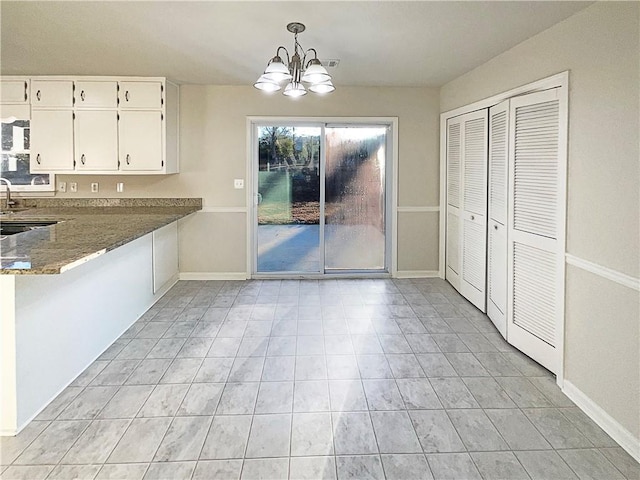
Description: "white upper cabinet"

(31, 80), (73, 108)
(75, 110), (119, 171)
(119, 81), (162, 109)
(1, 79), (29, 103)
(119, 111), (163, 171)
(75, 81), (118, 108)
(3, 75), (179, 175)
(30, 109), (74, 171)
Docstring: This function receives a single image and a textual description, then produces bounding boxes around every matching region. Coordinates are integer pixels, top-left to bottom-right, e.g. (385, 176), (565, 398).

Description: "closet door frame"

(438, 71), (569, 386)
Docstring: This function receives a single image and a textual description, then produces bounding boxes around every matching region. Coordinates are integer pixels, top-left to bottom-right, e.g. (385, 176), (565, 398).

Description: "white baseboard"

(179, 272), (249, 281)
(395, 270), (440, 278)
(155, 273), (179, 298)
(563, 380), (640, 462)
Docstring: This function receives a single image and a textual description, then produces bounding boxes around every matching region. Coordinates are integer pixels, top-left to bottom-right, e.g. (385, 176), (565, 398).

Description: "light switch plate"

(234, 179), (244, 189)
(58, 181), (66, 193)
(116, 182), (124, 193)
(70, 182), (78, 193)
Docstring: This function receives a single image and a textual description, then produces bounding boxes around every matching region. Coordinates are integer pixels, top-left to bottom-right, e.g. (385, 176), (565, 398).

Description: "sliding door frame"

(246, 116), (399, 279)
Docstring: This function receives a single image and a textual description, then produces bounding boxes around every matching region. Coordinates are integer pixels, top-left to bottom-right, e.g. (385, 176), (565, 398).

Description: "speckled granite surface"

(0, 198), (202, 275)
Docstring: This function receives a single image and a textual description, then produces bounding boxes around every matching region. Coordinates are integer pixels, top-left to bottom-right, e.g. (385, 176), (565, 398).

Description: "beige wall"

(55, 85), (441, 274)
(441, 2), (640, 440)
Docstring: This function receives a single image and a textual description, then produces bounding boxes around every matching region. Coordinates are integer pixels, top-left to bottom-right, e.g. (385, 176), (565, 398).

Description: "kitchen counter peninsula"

(1, 198), (202, 274)
(0, 198), (201, 436)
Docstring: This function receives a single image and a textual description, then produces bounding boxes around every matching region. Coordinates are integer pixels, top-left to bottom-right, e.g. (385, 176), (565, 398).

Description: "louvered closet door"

(487, 100), (509, 337)
(445, 117), (463, 291)
(507, 88), (566, 374)
(460, 110), (488, 311)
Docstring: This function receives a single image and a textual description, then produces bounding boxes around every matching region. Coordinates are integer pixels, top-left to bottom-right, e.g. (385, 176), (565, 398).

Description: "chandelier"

(254, 22), (335, 97)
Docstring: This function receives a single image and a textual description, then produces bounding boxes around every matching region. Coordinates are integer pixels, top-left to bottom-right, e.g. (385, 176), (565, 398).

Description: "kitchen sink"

(0, 220), (59, 236)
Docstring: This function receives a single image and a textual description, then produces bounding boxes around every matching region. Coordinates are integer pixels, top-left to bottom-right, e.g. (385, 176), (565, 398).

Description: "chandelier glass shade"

(254, 22), (335, 97)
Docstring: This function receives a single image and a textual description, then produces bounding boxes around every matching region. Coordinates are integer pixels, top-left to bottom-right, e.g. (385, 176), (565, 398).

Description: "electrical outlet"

(58, 181), (67, 193)
(116, 182), (124, 193)
(234, 179), (244, 189)
(70, 182), (78, 193)
(91, 182), (99, 193)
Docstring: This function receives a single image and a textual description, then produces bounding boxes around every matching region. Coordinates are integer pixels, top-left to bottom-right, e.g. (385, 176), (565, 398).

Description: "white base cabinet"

(0, 223), (179, 436)
(152, 222), (179, 293)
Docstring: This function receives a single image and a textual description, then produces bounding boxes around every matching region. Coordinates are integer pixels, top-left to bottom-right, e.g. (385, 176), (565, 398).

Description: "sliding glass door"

(256, 126), (322, 273)
(325, 126), (387, 271)
(254, 121), (390, 276)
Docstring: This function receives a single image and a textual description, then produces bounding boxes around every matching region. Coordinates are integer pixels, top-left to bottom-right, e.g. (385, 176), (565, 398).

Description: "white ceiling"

(1, 1), (591, 87)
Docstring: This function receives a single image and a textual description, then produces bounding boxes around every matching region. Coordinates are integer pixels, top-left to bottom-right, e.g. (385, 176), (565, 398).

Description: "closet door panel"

(460, 110), (488, 311)
(462, 216), (486, 289)
(462, 116), (487, 215)
(446, 212), (461, 282)
(447, 122), (461, 208)
(512, 239), (556, 345)
(489, 105), (508, 225)
(445, 118), (463, 290)
(487, 221), (507, 337)
(487, 100), (509, 336)
(507, 88), (565, 375)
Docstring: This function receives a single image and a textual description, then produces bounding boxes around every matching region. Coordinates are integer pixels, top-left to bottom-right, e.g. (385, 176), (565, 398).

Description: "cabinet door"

(30, 110), (74, 171)
(75, 111), (118, 171)
(119, 82), (162, 109)
(75, 81), (118, 108)
(119, 111), (163, 171)
(1, 80), (29, 103)
(31, 80), (73, 108)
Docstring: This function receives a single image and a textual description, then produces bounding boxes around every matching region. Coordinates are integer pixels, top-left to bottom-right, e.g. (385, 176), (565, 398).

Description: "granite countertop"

(0, 198), (202, 275)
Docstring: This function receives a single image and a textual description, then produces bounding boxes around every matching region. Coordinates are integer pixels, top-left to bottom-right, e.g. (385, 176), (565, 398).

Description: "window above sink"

(1, 113), (54, 193)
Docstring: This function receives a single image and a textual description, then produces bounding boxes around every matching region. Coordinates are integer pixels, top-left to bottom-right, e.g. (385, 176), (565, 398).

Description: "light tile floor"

(1, 278), (639, 480)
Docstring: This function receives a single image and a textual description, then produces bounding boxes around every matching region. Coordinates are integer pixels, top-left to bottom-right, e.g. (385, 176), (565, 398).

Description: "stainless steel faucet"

(0, 177), (16, 210)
